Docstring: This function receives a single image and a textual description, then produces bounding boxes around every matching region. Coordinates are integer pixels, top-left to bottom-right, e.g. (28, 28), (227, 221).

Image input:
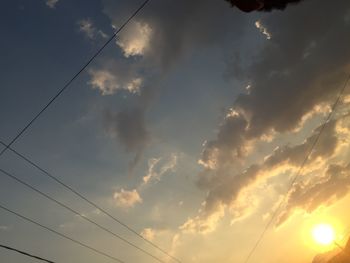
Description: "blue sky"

(1, 0), (350, 262)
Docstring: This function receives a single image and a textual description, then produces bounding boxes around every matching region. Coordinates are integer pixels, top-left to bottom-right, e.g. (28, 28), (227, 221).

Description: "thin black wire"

(0, 140), (181, 263)
(0, 204), (125, 263)
(0, 244), (55, 263)
(243, 73), (350, 263)
(0, 0), (149, 158)
(0, 167), (166, 263)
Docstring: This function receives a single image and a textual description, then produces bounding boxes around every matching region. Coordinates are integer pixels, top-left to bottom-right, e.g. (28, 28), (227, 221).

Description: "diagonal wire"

(0, 244), (55, 263)
(0, 167), (166, 263)
(0, 203), (125, 263)
(243, 73), (350, 263)
(0, 0), (150, 158)
(0, 140), (181, 263)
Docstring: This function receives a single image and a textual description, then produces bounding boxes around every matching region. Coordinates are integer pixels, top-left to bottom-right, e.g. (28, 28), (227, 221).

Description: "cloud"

(116, 21), (152, 57)
(142, 154), (178, 184)
(104, 108), (150, 152)
(186, 115), (349, 233)
(260, 0), (305, 11)
(78, 19), (108, 40)
(89, 68), (142, 95)
(140, 228), (156, 241)
(276, 163), (350, 226)
(78, 19), (95, 39)
(181, 0), (350, 233)
(110, 153), (178, 210)
(99, 0), (350, 229)
(103, 0), (247, 69)
(97, 0), (248, 164)
(113, 188), (142, 208)
(228, 0), (350, 139)
(104, 108), (150, 171)
(46, 0), (59, 9)
(255, 20), (272, 40)
(140, 227), (182, 257)
(180, 204), (225, 234)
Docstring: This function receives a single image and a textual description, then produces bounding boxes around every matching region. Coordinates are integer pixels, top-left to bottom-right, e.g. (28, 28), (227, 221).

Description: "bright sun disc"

(312, 224), (335, 245)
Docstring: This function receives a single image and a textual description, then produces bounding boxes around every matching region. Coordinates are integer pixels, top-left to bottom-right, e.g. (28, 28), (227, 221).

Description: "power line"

(0, 0), (149, 158)
(0, 140), (181, 263)
(0, 203), (125, 263)
(0, 167), (166, 263)
(0, 244), (55, 263)
(243, 73), (350, 263)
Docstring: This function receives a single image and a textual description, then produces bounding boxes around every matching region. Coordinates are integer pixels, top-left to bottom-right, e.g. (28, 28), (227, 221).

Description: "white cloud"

(88, 68), (142, 95)
(78, 19), (95, 39)
(113, 189), (142, 208)
(110, 154), (179, 211)
(180, 204), (225, 235)
(46, 0), (59, 9)
(116, 21), (152, 57)
(78, 19), (108, 40)
(140, 228), (156, 241)
(255, 20), (272, 40)
(142, 154), (178, 184)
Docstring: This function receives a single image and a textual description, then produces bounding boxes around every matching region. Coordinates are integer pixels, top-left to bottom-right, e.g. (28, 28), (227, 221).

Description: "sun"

(312, 224), (335, 245)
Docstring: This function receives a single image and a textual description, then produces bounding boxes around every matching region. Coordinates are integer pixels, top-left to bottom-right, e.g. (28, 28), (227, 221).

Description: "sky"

(0, 0), (350, 262)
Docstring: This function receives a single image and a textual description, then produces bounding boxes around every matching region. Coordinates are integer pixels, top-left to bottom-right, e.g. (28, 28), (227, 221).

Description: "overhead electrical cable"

(0, 244), (55, 263)
(0, 140), (181, 263)
(0, 203), (125, 263)
(243, 73), (350, 263)
(0, 167), (166, 263)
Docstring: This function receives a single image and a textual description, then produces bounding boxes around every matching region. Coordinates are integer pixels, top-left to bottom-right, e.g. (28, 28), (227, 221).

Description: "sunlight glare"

(312, 224), (335, 246)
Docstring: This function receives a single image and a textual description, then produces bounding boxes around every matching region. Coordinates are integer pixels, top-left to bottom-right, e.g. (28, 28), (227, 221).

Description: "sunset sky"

(1, 0), (350, 262)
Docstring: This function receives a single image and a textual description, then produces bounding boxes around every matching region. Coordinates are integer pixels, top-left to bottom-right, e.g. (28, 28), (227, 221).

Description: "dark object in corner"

(226, 0), (304, 12)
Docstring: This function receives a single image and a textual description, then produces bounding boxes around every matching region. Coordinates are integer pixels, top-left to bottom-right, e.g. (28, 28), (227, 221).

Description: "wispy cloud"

(46, 0), (59, 9)
(255, 20), (271, 40)
(112, 153), (179, 210)
(142, 154), (178, 185)
(89, 68), (142, 95)
(78, 19), (108, 40)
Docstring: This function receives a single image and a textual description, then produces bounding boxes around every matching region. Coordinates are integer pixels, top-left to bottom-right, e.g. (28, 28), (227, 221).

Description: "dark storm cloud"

(233, 0), (350, 138)
(196, 0), (350, 224)
(104, 108), (150, 152)
(104, 108), (150, 171)
(200, 0), (350, 178)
